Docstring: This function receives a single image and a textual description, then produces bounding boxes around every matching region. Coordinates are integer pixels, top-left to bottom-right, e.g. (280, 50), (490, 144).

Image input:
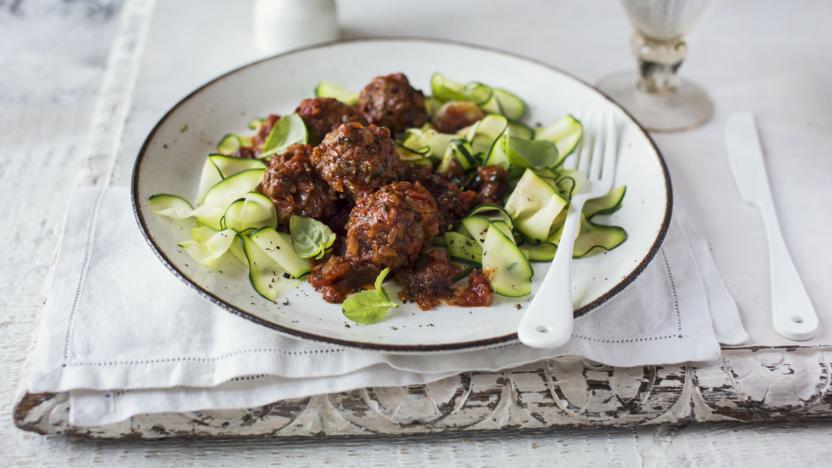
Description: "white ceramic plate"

(132, 39), (672, 353)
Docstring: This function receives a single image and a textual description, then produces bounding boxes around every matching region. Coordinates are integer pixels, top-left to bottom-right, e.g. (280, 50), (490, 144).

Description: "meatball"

(419, 174), (477, 233)
(358, 73), (429, 135)
(436, 157), (467, 180)
(295, 98), (367, 144)
(308, 255), (380, 303)
(397, 158), (475, 232)
(395, 249), (493, 310)
(345, 181), (439, 270)
(394, 248), (458, 310)
(395, 159), (434, 183)
(322, 199), (354, 240)
(260, 143), (337, 225)
(310, 122), (400, 199)
(433, 101), (485, 133)
(475, 165), (510, 204)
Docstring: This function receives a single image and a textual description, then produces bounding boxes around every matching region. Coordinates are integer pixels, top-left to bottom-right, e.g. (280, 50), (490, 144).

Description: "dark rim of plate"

(130, 37), (673, 353)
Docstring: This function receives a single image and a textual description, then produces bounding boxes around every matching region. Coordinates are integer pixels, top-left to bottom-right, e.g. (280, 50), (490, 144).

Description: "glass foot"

(596, 71), (714, 132)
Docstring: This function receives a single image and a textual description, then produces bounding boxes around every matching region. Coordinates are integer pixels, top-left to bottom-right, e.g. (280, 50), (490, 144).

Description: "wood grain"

(13, 347), (832, 438)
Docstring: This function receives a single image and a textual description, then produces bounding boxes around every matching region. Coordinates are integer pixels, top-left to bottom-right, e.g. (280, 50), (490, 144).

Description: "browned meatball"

(322, 199), (354, 240)
(295, 98), (367, 144)
(474, 165), (510, 204)
(419, 174), (478, 233)
(436, 157), (467, 180)
(394, 248), (458, 310)
(396, 160), (434, 182)
(358, 73), (429, 135)
(345, 181), (439, 270)
(308, 255), (380, 303)
(310, 122), (400, 199)
(260, 143), (337, 225)
(432, 101), (485, 133)
(396, 158), (476, 232)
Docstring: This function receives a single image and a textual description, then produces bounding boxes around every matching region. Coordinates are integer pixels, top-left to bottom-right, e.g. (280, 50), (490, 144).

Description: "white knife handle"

(757, 202), (818, 340)
(725, 111), (819, 341)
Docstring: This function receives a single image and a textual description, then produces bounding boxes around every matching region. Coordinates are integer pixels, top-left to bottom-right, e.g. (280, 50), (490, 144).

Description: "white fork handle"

(758, 200), (818, 340)
(517, 199), (585, 348)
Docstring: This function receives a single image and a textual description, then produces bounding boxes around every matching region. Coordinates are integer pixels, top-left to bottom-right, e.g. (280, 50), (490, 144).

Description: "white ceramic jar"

(253, 0), (339, 55)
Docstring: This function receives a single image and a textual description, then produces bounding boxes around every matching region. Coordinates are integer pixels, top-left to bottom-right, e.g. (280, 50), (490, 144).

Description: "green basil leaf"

(506, 137), (559, 169)
(374, 267), (391, 299)
(342, 291), (397, 324)
(260, 113), (308, 158)
(289, 215), (336, 259)
(342, 268), (397, 324)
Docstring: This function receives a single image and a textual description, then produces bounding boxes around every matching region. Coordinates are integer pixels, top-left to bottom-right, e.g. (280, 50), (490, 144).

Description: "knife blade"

(725, 111), (818, 340)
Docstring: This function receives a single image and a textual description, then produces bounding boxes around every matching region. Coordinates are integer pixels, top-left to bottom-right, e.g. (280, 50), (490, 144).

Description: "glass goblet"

(597, 0), (716, 132)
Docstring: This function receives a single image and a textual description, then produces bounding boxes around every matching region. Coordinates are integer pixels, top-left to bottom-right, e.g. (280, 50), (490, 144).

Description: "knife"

(725, 111), (818, 340)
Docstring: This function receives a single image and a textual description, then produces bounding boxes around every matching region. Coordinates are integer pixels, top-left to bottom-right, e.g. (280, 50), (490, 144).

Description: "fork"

(518, 112), (620, 349)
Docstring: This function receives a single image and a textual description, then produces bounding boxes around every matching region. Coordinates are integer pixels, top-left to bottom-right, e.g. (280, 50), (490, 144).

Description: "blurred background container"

(254, 0), (339, 55)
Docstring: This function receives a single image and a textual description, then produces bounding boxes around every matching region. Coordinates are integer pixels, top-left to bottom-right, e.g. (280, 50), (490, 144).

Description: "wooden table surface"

(3, 0), (831, 465)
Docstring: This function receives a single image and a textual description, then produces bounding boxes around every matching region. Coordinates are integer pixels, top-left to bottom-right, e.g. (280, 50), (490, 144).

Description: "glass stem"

(631, 31), (687, 94)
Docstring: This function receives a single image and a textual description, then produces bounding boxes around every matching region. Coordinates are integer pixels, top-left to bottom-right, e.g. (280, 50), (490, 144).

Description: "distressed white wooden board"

(4, 423), (832, 468)
(13, 347), (832, 439)
(4, 0), (832, 466)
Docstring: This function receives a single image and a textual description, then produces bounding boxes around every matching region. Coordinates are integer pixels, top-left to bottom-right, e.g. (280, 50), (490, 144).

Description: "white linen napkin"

(25, 187), (746, 426)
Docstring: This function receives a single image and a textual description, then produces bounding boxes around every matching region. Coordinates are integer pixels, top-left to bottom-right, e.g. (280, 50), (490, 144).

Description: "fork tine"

(576, 113), (594, 174)
(585, 113), (604, 178)
(600, 113), (618, 191)
(588, 112), (607, 181)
